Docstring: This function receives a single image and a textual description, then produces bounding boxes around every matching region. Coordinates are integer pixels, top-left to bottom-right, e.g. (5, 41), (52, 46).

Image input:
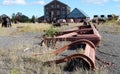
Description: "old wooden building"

(44, 0), (70, 23)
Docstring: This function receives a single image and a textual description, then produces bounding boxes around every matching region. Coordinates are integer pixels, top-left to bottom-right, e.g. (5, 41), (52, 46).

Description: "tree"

(20, 15), (29, 23)
(13, 12), (30, 23)
(31, 15), (36, 23)
(11, 13), (16, 23)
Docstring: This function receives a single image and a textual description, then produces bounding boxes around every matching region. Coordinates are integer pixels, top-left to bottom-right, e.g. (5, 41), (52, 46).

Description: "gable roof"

(67, 8), (89, 19)
(1, 14), (8, 18)
(45, 0), (69, 7)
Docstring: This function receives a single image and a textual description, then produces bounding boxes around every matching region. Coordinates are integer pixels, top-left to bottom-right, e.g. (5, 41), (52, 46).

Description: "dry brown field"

(0, 22), (119, 74)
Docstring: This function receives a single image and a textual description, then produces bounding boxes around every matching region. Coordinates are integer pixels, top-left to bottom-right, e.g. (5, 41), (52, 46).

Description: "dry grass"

(0, 23), (52, 36)
(0, 23), (82, 36)
(11, 23), (52, 34)
(0, 22), (111, 74)
(55, 23), (83, 31)
(0, 42), (56, 74)
(97, 20), (120, 34)
(2, 43), (107, 74)
(0, 28), (12, 36)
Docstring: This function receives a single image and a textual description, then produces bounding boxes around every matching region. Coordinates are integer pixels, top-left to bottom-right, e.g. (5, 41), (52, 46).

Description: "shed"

(67, 8), (88, 19)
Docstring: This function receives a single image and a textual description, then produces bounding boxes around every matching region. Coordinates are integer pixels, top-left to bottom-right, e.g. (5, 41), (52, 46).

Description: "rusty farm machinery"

(34, 23), (113, 71)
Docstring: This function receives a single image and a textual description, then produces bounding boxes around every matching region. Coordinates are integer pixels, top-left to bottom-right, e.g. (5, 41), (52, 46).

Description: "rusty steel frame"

(37, 23), (102, 70)
(45, 39), (96, 70)
(42, 23), (101, 46)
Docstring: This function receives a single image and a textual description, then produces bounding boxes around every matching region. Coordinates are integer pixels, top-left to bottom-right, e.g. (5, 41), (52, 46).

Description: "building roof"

(1, 14), (8, 18)
(67, 8), (89, 19)
(45, 0), (70, 8)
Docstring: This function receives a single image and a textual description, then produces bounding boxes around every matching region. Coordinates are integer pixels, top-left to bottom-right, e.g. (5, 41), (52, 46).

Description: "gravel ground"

(0, 24), (120, 74)
(96, 25), (120, 74)
(0, 29), (45, 74)
(0, 32), (42, 50)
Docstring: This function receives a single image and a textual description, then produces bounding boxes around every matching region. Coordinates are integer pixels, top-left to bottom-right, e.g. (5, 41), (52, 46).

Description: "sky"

(0, 0), (120, 18)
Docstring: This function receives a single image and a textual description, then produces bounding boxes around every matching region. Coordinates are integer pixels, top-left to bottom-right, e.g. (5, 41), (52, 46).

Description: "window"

(57, 11), (60, 15)
(51, 5), (54, 8)
(57, 5), (60, 8)
(46, 7), (48, 10)
(45, 11), (49, 15)
(62, 7), (65, 9)
(51, 11), (54, 16)
(62, 11), (66, 15)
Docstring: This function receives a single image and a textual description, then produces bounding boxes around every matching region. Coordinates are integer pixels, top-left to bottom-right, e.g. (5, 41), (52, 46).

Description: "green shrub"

(12, 68), (18, 74)
(45, 27), (58, 37)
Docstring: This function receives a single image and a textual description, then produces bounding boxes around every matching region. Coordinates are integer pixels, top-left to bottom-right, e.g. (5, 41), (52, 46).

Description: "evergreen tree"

(11, 13), (16, 23)
(31, 15), (36, 23)
(14, 12), (30, 23)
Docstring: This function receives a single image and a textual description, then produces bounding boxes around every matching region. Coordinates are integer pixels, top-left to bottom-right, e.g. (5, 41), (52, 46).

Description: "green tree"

(11, 13), (16, 23)
(31, 15), (36, 23)
(20, 15), (30, 23)
(14, 12), (30, 23)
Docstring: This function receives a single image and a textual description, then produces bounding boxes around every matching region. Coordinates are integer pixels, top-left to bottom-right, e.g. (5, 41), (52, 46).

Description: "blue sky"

(0, 0), (120, 18)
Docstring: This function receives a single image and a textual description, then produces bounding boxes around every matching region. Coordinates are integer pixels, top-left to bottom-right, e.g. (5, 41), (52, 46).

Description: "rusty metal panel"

(42, 23), (101, 46)
(37, 23), (102, 70)
(44, 39), (96, 70)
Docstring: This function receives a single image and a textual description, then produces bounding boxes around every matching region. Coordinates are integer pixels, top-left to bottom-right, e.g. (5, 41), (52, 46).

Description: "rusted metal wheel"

(44, 39), (96, 70)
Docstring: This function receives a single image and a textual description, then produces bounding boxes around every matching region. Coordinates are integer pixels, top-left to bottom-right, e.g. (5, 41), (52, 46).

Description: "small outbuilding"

(117, 16), (120, 21)
(66, 8), (89, 23)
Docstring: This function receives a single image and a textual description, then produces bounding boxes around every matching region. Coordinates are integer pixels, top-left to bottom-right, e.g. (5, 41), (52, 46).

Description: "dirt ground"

(0, 23), (120, 74)
(96, 24), (120, 74)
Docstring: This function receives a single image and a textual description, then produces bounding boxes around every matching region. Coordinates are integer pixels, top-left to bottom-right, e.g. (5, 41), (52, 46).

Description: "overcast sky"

(0, 0), (120, 18)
